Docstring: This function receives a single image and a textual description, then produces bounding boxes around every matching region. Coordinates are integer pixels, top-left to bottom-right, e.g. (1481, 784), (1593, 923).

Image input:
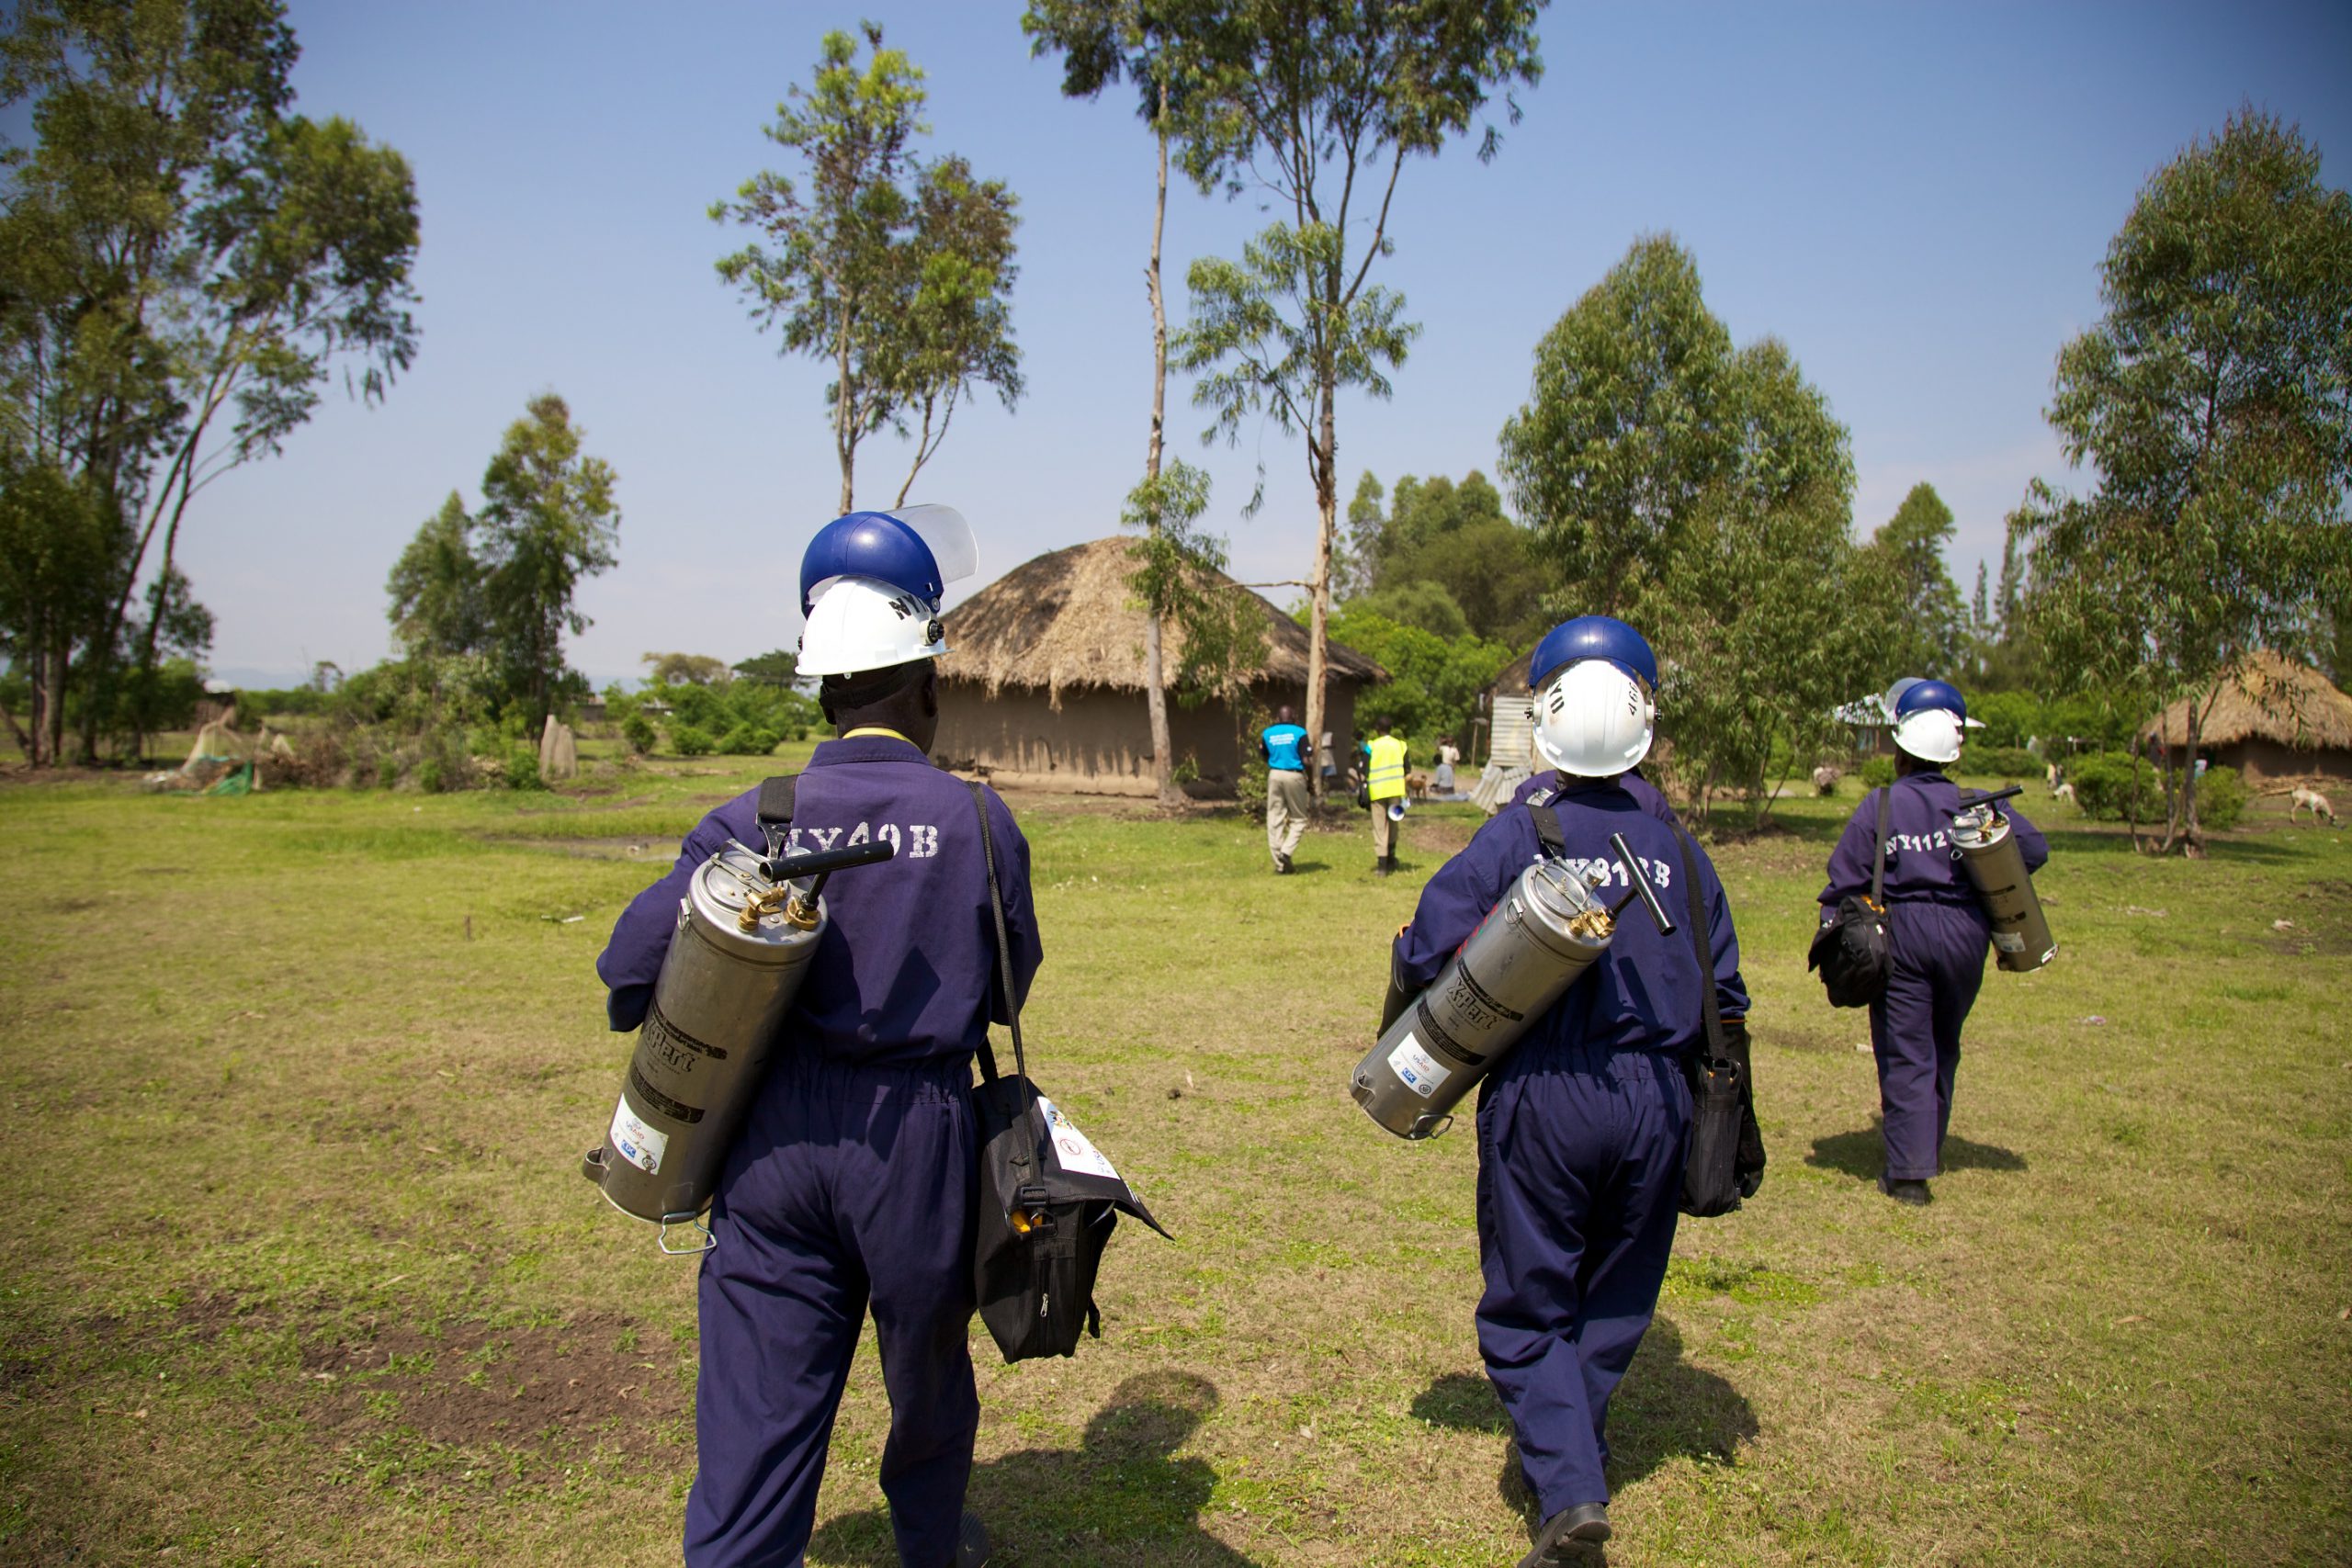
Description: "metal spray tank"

(582, 834), (894, 1250)
(1949, 784), (2056, 973)
(1351, 832), (1673, 1140)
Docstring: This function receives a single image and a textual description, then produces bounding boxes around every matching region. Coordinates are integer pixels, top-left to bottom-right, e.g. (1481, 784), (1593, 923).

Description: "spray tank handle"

(1953, 784), (2025, 815)
(1606, 831), (1676, 935)
(761, 838), (897, 883)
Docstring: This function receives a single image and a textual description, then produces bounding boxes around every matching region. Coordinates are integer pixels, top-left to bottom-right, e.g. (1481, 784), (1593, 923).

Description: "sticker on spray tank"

(1991, 931), (2026, 953)
(609, 1097), (668, 1175)
(1387, 1032), (1452, 1099)
(1036, 1098), (1120, 1180)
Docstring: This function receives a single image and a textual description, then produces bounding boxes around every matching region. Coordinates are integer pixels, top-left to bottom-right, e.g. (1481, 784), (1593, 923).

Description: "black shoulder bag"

(1808, 784), (1893, 1009)
(966, 783), (1166, 1363)
(1672, 828), (1761, 1216)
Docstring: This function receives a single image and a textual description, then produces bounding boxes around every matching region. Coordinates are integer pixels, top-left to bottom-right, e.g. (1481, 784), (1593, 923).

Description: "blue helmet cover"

(799, 512), (944, 616)
(1894, 678), (1967, 723)
(1529, 615), (1658, 691)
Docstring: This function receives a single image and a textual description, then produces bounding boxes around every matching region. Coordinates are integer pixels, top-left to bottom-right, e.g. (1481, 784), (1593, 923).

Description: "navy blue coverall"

(596, 733), (1041, 1568)
(1396, 778), (1747, 1517)
(1819, 770), (2047, 1181)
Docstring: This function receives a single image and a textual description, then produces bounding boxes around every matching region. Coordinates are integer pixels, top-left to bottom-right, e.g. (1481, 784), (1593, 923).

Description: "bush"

(506, 748), (546, 791)
(418, 757), (447, 794)
(671, 724), (714, 757)
(716, 725), (779, 756)
(1963, 745), (2041, 781)
(1860, 755), (1894, 789)
(2191, 763), (2247, 830)
(621, 712), (658, 754)
(2068, 752), (2162, 822)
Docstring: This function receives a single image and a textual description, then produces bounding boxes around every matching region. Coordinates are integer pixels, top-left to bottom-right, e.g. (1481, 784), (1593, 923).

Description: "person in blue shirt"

(1261, 705), (1311, 874)
(1392, 617), (1755, 1566)
(1821, 679), (2048, 1205)
(598, 507), (1032, 1568)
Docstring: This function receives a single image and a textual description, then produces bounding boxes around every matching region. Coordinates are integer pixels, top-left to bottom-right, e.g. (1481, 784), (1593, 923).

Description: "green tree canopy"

(2013, 108), (2352, 855)
(1859, 481), (1966, 679)
(714, 24), (1021, 513)
(385, 492), (485, 660)
(475, 394), (621, 728)
(1, 0), (420, 762)
(1500, 237), (1859, 824)
(1341, 468), (1544, 642)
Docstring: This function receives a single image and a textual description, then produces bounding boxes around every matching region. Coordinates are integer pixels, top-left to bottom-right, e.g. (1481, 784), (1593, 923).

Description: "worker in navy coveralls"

(1821, 678), (2046, 1206)
(1392, 618), (1755, 1566)
(597, 507), (1033, 1568)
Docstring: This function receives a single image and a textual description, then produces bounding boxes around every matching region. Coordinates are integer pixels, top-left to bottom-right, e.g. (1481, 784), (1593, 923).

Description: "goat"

(2052, 781), (2076, 804)
(2290, 786), (2338, 827)
(1812, 764), (1841, 795)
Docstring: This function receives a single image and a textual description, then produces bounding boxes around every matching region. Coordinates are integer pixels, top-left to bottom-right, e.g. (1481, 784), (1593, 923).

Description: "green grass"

(0, 754), (2346, 1565)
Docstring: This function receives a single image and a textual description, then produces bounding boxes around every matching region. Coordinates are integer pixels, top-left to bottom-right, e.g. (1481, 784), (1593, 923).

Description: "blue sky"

(132, 1), (2352, 688)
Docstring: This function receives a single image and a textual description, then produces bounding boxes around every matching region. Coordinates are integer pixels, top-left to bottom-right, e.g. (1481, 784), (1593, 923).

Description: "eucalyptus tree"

(0, 0), (421, 761)
(1500, 237), (1859, 821)
(1862, 482), (1967, 678)
(475, 395), (621, 730)
(1024, 0), (1224, 805)
(715, 24), (1021, 515)
(1171, 0), (1545, 795)
(2013, 109), (2352, 856)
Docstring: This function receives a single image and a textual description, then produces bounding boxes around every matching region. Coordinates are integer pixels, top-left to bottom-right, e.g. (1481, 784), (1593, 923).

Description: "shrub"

(418, 757), (447, 795)
(2192, 763), (2247, 830)
(671, 724), (715, 757)
(2068, 752), (2162, 822)
(506, 748), (546, 791)
(716, 725), (780, 756)
(621, 712), (658, 754)
(1963, 745), (2041, 781)
(1860, 755), (1894, 789)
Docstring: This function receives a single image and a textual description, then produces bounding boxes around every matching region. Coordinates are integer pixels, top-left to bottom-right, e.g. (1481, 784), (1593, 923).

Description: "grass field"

(1, 752), (2346, 1566)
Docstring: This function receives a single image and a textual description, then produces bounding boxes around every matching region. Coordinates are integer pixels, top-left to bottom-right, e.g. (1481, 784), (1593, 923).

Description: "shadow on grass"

(1806, 1125), (2029, 1181)
(1414, 1316), (1758, 1540)
(807, 1370), (1262, 1567)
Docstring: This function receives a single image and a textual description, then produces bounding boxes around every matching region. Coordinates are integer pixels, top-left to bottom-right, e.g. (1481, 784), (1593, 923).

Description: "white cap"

(1532, 660), (1656, 777)
(797, 576), (949, 679)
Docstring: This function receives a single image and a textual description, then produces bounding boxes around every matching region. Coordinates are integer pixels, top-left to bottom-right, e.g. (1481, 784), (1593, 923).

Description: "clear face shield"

(887, 504), (978, 592)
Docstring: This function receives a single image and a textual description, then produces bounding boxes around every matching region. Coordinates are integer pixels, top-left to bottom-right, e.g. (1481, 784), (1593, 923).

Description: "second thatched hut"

(932, 537), (1386, 796)
(2140, 651), (2352, 786)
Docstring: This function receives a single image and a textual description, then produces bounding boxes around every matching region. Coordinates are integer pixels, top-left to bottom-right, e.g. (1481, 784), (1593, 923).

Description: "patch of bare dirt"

(300, 1313), (689, 1464)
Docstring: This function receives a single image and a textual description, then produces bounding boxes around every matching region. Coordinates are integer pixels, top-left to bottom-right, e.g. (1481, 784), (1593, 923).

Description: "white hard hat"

(1892, 708), (1963, 765)
(1532, 659), (1655, 777)
(797, 575), (949, 679)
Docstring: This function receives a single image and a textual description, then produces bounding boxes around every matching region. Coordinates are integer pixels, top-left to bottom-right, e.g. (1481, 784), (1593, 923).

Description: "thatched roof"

(937, 536), (1386, 700)
(2143, 651), (2352, 750)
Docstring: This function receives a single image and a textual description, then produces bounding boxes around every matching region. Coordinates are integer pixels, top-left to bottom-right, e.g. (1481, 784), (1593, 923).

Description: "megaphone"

(1386, 799), (1407, 821)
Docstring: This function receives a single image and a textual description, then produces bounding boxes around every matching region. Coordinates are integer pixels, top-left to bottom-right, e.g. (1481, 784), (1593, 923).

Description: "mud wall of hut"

(2206, 738), (2352, 786)
(934, 680), (1360, 796)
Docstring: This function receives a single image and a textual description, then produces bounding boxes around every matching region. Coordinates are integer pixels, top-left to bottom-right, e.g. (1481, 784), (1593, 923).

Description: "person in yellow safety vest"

(1367, 719), (1409, 876)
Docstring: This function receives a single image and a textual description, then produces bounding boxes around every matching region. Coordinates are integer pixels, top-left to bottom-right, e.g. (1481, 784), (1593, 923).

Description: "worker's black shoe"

(1881, 1176), (1932, 1206)
(1275, 852), (1293, 874)
(1517, 1502), (1611, 1566)
(955, 1510), (991, 1566)
(1374, 857), (1391, 876)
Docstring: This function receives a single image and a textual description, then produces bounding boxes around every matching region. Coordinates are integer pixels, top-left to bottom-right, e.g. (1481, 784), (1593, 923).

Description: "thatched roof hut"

(932, 537), (1386, 795)
(2141, 651), (2352, 785)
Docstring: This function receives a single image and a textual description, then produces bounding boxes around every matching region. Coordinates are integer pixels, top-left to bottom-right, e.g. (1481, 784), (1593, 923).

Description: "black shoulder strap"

(753, 773), (798, 862)
(1870, 783), (1893, 907)
(967, 782), (1030, 1101)
(1525, 796), (1566, 857)
(1673, 828), (1727, 1063)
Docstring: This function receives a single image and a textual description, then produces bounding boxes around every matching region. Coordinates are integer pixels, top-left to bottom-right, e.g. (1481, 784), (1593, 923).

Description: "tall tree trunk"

(835, 325), (856, 513)
(1304, 373), (1337, 803)
(1143, 103), (1179, 808)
